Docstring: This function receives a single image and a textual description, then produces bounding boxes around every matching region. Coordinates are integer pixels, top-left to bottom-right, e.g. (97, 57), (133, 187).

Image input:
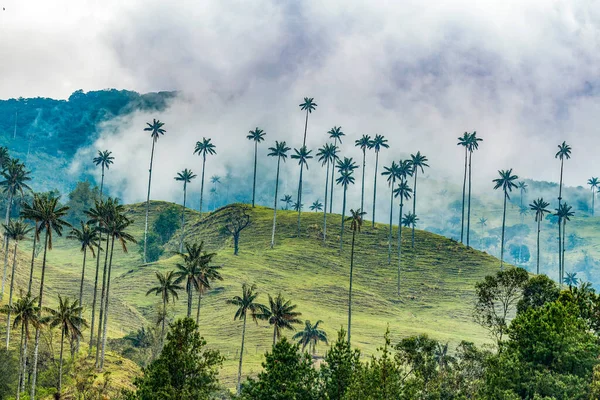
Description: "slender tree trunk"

(460, 148), (467, 243)
(100, 165), (105, 198)
(412, 170), (418, 248)
(536, 219), (541, 275)
(27, 223), (38, 294)
(162, 296), (167, 340)
(180, 183), (187, 253)
(236, 314), (247, 395)
(95, 234), (110, 366)
(196, 291), (202, 327)
(558, 159), (564, 206)
(466, 150), (473, 247)
(1, 191), (14, 300)
(558, 216), (562, 286)
(329, 141), (336, 214)
(200, 154), (207, 215)
(500, 193), (507, 270)
(270, 158), (281, 248)
(143, 140), (156, 264)
(340, 186), (347, 251)
(387, 182), (395, 264)
(58, 329), (64, 396)
(592, 187), (595, 216)
(562, 220), (566, 284)
(100, 234), (117, 369)
(5, 242), (18, 349)
(302, 110), (309, 147)
(234, 235), (239, 256)
(30, 229), (49, 400)
(398, 200), (404, 296)
(348, 229), (356, 344)
(75, 247), (87, 353)
(372, 151), (379, 228)
(360, 149), (366, 217)
(272, 326), (277, 346)
(89, 227), (103, 352)
(252, 141), (257, 207)
(296, 164), (304, 236)
(17, 323), (25, 400)
(323, 160), (330, 242)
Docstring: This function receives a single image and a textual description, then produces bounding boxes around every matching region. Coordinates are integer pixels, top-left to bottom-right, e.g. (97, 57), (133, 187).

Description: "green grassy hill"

(1, 201), (505, 389)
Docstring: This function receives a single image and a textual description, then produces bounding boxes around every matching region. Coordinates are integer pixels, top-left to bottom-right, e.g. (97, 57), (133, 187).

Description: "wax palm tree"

(563, 272), (578, 290)
(281, 194), (293, 210)
(66, 221), (99, 351)
(291, 146), (313, 236)
(1, 292), (41, 400)
(479, 217), (487, 248)
(21, 193), (48, 294)
(0, 146), (9, 169)
(327, 127), (344, 213)
(493, 169), (519, 269)
(194, 137), (217, 215)
(346, 208), (365, 344)
(555, 141), (572, 206)
(293, 202), (304, 212)
(194, 256), (222, 328)
(529, 198), (550, 275)
(45, 295), (87, 397)
(299, 97), (318, 146)
(466, 132), (482, 247)
(382, 161), (400, 263)
(20, 194), (70, 399)
(259, 293), (302, 346)
(517, 181), (528, 209)
(410, 152), (429, 248)
(175, 169), (197, 252)
(92, 150), (114, 196)
(247, 128), (266, 207)
(227, 283), (266, 395)
(0, 159), (31, 301)
(317, 143), (337, 241)
(310, 200), (323, 212)
(336, 158), (358, 251)
(370, 134), (389, 227)
(173, 242), (204, 318)
(100, 211), (136, 368)
(146, 271), (182, 339)
(3, 220), (31, 349)
(355, 135), (372, 217)
(457, 132), (471, 243)
(292, 320), (328, 355)
(555, 202), (574, 285)
(394, 181), (412, 295)
(588, 177), (599, 216)
(268, 141), (291, 248)
(142, 119), (166, 264)
(402, 212), (419, 247)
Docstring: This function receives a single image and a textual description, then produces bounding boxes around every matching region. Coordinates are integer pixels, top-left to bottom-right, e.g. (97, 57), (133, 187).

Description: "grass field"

(1, 200), (507, 390)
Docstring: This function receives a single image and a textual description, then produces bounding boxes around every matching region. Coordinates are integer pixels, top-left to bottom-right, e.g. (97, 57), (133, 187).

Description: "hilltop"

(1, 201), (505, 388)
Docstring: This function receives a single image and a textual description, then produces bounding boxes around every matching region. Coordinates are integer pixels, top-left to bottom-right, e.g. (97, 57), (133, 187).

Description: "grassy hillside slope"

(1, 201), (504, 388)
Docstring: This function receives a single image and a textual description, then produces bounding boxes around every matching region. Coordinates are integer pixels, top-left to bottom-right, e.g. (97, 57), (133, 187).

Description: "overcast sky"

(1, 0), (599, 205)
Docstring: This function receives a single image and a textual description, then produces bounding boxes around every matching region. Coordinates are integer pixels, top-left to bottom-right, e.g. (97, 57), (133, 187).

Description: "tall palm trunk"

(75, 246), (87, 353)
(236, 313), (247, 395)
(562, 220), (566, 284)
(252, 141), (258, 207)
(27, 222), (38, 294)
(466, 150), (473, 247)
(296, 164), (305, 236)
(186, 282), (193, 318)
(323, 160), (330, 242)
(30, 229), (49, 400)
(99, 164), (105, 197)
(17, 323), (25, 400)
(340, 186), (348, 251)
(196, 290), (203, 328)
(272, 326), (277, 346)
(398, 199), (404, 296)
(100, 234), (117, 369)
(347, 228), (356, 344)
(558, 159), (564, 206)
(372, 151), (379, 228)
(270, 157), (281, 248)
(536, 219), (541, 275)
(95, 234), (111, 366)
(162, 296), (167, 339)
(1, 191), (14, 300)
(592, 187), (595, 216)
(329, 141), (336, 214)
(387, 182), (395, 264)
(57, 329), (65, 396)
(89, 227), (103, 352)
(500, 192), (508, 270)
(199, 154), (207, 215)
(302, 110), (309, 147)
(179, 182), (187, 253)
(412, 170), (419, 248)
(143, 140), (156, 264)
(360, 149), (366, 218)
(460, 147), (467, 243)
(5, 241), (18, 349)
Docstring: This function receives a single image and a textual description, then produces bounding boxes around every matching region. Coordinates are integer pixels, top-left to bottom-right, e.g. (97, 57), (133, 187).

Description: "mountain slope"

(2, 201), (503, 387)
